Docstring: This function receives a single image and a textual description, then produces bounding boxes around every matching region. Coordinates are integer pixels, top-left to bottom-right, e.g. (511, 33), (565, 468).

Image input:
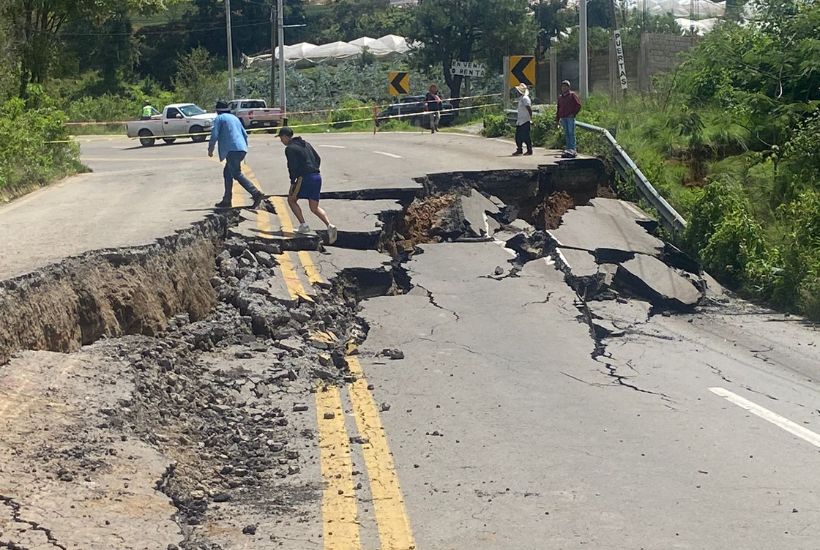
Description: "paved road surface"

(0, 132), (539, 280)
(0, 131), (818, 549)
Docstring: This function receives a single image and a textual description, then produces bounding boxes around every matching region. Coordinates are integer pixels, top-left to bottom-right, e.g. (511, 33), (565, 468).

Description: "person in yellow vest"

(140, 100), (160, 120)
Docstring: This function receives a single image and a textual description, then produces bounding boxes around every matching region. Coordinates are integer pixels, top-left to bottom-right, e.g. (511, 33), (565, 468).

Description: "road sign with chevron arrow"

(388, 71), (410, 96)
(508, 55), (536, 88)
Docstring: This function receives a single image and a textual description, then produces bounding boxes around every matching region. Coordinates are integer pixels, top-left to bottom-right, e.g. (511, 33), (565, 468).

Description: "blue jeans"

(560, 117), (576, 151)
(223, 151), (260, 202)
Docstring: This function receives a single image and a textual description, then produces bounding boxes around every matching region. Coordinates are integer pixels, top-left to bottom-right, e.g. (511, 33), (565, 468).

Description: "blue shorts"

(290, 172), (322, 201)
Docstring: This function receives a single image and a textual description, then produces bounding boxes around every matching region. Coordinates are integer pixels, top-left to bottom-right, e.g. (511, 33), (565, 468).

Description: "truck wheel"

(190, 126), (206, 143)
(163, 138), (176, 144)
(138, 129), (155, 147)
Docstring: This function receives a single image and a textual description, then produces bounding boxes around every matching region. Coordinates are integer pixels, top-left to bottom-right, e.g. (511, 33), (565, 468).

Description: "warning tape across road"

(121, 101), (503, 142)
(64, 92), (503, 127)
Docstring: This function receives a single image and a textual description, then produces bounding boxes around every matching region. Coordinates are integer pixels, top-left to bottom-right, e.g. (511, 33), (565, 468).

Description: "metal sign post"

(277, 0), (286, 124)
(579, 0), (589, 100)
(502, 56), (510, 109)
(225, 0), (235, 99)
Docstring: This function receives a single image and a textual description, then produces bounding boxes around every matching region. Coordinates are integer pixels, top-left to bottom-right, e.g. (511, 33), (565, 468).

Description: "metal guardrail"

(576, 121), (687, 233)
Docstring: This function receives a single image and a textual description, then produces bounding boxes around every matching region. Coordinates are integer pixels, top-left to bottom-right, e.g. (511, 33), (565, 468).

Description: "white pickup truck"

(228, 99), (283, 129)
(126, 103), (216, 146)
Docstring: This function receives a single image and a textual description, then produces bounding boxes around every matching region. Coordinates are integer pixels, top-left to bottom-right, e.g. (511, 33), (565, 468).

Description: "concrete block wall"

(545, 33), (699, 97)
(639, 33), (700, 90)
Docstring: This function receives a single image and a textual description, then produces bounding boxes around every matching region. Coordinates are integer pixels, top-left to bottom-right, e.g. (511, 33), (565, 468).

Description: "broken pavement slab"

(588, 197), (658, 232)
(547, 206), (665, 260)
(314, 199), (403, 248)
(617, 254), (703, 309)
(308, 248), (395, 297)
(586, 298), (652, 337)
(459, 189), (502, 239)
(230, 210), (320, 251)
(555, 247), (599, 279)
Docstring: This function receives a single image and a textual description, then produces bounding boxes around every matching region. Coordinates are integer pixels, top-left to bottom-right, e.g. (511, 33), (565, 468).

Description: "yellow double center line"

(239, 159), (416, 548)
(242, 164), (318, 301)
(316, 357), (417, 550)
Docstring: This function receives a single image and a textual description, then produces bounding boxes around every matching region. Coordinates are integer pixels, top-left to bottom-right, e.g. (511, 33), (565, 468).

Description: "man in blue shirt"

(208, 100), (265, 209)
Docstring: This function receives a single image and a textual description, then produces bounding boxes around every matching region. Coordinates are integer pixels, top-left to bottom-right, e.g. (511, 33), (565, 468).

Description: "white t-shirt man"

(517, 92), (532, 126)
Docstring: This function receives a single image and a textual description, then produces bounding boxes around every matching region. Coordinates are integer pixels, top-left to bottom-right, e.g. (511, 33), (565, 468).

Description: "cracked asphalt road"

(357, 243), (820, 549)
(1, 132), (819, 549)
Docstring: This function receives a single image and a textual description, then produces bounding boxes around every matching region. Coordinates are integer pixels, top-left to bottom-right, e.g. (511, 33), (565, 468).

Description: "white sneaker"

(295, 223), (311, 234)
(327, 224), (338, 244)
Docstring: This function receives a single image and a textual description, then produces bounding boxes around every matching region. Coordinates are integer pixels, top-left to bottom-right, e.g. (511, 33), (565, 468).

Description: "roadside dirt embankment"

(0, 217), (225, 364)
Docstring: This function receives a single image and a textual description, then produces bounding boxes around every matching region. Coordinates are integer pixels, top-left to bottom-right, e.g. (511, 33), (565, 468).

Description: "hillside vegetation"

(486, 0), (819, 318)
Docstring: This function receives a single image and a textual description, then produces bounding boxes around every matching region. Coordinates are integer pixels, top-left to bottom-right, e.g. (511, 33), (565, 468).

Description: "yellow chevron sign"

(508, 55), (536, 88)
(388, 71), (410, 96)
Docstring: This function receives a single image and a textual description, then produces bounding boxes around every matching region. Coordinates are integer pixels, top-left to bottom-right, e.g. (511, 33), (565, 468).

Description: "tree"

(1, 0), (180, 96)
(0, 17), (16, 100)
(315, 0), (413, 42)
(408, 0), (535, 100)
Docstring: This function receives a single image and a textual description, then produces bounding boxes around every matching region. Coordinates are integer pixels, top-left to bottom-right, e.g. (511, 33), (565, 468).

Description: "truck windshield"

(241, 101), (266, 109)
(179, 105), (206, 117)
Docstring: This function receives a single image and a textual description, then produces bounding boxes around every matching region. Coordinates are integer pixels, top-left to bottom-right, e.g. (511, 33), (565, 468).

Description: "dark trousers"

(515, 122), (532, 153)
(223, 151), (260, 202)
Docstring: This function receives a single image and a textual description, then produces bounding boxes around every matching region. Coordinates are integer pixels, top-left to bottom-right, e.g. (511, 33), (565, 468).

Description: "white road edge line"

(318, 145), (346, 149)
(709, 387), (820, 448)
(373, 151), (403, 159)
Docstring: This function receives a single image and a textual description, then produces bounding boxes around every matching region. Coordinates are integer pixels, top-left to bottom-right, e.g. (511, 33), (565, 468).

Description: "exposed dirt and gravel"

(390, 193), (460, 254)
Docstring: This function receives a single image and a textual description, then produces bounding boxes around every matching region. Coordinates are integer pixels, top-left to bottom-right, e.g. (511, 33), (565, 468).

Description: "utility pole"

(579, 0), (589, 100)
(225, 0), (235, 99)
(270, 4), (276, 107)
(277, 0), (287, 125)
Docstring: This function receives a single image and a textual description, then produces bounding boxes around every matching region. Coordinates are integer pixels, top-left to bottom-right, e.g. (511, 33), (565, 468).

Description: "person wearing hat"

(513, 83), (533, 156)
(140, 100), (159, 120)
(208, 100), (266, 209)
(556, 80), (582, 158)
(276, 126), (337, 244)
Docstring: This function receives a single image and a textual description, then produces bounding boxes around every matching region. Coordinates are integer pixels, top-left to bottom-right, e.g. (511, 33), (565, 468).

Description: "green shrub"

(378, 118), (415, 132)
(481, 114), (510, 138)
(329, 97), (371, 129)
(769, 190), (820, 317)
(531, 111), (559, 147)
(0, 96), (82, 193)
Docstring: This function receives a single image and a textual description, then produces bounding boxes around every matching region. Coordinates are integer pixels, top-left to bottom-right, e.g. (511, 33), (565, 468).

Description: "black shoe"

(214, 200), (232, 208)
(512, 150), (523, 156)
(250, 194), (264, 209)
(523, 150), (533, 156)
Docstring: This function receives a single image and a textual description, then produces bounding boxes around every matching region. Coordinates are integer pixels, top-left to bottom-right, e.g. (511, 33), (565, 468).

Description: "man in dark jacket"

(277, 127), (337, 244)
(425, 84), (442, 134)
(555, 80), (582, 157)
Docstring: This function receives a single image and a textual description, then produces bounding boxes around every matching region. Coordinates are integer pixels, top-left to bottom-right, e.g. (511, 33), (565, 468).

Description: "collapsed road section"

(0, 156), (740, 549)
